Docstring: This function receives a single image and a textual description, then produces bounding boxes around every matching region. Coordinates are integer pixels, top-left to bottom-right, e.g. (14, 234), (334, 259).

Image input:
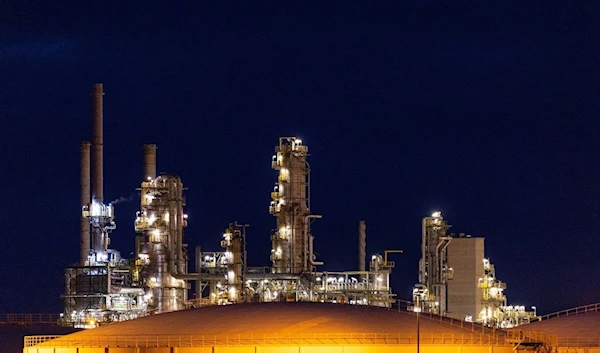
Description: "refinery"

(61, 83), (536, 330)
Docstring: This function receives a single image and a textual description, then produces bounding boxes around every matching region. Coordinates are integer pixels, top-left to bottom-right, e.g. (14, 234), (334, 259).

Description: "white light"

(145, 193), (155, 203)
(431, 211), (441, 218)
(148, 213), (156, 226)
(295, 139), (302, 145)
(184, 214), (188, 219)
(91, 201), (101, 216)
(316, 277), (321, 281)
(147, 176), (152, 181)
(338, 277), (344, 282)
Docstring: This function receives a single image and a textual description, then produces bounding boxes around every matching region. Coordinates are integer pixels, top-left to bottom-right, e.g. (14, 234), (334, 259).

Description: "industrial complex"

(20, 84), (599, 353)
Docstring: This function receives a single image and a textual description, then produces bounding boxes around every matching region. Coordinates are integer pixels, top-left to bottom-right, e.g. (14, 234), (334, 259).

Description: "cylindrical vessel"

(92, 83), (104, 202)
(359, 220), (366, 274)
(143, 144), (157, 180)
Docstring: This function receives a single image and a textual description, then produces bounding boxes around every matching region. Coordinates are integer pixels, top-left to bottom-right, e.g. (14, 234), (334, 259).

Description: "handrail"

(27, 330), (600, 348)
(24, 332), (508, 348)
(536, 303), (600, 322)
(0, 313), (61, 325)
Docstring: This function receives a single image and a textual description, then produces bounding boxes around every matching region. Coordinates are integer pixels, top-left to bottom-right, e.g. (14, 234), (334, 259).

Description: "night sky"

(1, 2), (598, 315)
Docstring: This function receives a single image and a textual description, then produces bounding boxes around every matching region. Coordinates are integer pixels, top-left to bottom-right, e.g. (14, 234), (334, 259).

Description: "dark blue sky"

(1, 2), (598, 315)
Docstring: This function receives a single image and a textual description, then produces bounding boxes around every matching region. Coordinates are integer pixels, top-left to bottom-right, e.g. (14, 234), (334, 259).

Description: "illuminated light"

(184, 214), (188, 219)
(204, 255), (210, 261)
(431, 211), (441, 218)
(147, 176), (152, 181)
(91, 201), (101, 216)
(148, 213), (156, 226)
(295, 139), (302, 145)
(164, 212), (169, 223)
(316, 277), (321, 282)
(145, 193), (155, 203)
(151, 229), (160, 238)
(377, 276), (383, 282)
(150, 277), (156, 283)
(338, 277), (344, 282)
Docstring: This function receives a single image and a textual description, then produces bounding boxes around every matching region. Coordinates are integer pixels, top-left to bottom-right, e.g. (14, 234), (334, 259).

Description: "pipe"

(175, 176), (184, 274)
(92, 83), (104, 202)
(80, 141), (91, 265)
(143, 144), (157, 180)
(305, 215), (323, 268)
(359, 220), (366, 273)
(168, 177), (176, 275)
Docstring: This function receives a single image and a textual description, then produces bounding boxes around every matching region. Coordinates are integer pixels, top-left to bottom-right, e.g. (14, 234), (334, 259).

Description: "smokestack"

(80, 141), (91, 265)
(359, 220), (366, 274)
(143, 144), (157, 180)
(92, 83), (104, 202)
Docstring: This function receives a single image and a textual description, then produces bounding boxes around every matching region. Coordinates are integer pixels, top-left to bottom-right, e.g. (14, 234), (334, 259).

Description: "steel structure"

(64, 106), (402, 328)
(134, 144), (189, 314)
(478, 257), (536, 328)
(193, 138), (399, 307)
(413, 211), (453, 315)
(269, 137), (320, 274)
(62, 84), (146, 328)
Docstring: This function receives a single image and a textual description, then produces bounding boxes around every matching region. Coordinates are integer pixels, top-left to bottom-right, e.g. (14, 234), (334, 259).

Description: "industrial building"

(412, 212), (536, 328)
(61, 84), (403, 329)
(20, 83), (600, 353)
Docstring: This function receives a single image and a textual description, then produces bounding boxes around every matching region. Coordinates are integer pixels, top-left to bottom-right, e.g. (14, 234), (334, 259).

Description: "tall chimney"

(92, 83), (104, 202)
(80, 141), (91, 265)
(359, 220), (366, 274)
(143, 144), (157, 180)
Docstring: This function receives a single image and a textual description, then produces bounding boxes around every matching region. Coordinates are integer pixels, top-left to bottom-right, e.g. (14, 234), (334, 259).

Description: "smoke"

(111, 193), (134, 205)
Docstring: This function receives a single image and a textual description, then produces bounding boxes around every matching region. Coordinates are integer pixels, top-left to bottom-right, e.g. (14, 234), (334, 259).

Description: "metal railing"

(0, 313), (60, 325)
(536, 303), (600, 321)
(24, 332), (507, 348)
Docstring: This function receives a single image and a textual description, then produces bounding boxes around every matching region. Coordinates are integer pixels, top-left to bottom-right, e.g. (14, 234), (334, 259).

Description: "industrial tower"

(413, 211), (453, 315)
(63, 84), (146, 328)
(269, 137), (321, 274)
(134, 144), (189, 313)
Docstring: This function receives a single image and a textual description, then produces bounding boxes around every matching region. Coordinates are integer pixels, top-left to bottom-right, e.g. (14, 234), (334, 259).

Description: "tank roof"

(61, 303), (488, 337)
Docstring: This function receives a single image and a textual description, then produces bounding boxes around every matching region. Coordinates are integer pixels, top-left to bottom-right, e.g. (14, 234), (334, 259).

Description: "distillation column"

(414, 211), (452, 315)
(269, 137), (318, 274)
(221, 222), (247, 303)
(135, 145), (188, 313)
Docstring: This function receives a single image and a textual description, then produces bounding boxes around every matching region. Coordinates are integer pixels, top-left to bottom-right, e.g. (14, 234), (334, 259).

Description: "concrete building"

(447, 235), (485, 322)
